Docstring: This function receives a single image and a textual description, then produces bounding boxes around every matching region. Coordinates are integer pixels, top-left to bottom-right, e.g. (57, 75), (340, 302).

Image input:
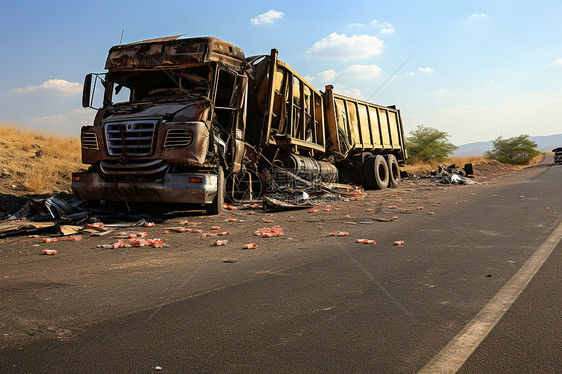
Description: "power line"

(366, 53), (415, 102)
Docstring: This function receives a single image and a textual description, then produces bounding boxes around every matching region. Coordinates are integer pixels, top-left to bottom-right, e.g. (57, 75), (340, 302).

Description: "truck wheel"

(205, 166), (224, 215)
(364, 155), (389, 190)
(387, 154), (400, 188)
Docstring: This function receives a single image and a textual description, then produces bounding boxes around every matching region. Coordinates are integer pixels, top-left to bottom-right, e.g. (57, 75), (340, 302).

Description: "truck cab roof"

(105, 36), (247, 71)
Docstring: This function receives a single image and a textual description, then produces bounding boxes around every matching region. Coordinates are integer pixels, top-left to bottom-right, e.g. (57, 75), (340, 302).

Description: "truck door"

(211, 68), (246, 173)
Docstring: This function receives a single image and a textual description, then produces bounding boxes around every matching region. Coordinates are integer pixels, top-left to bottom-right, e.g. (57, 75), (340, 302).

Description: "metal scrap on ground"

(427, 163), (476, 185)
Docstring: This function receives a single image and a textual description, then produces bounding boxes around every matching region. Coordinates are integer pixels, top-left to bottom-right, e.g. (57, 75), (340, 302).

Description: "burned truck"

(73, 36), (248, 214)
(72, 36), (407, 214)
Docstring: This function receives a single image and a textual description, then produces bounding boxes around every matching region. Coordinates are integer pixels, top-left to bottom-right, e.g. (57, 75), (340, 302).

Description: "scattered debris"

(9, 195), (85, 222)
(372, 218), (395, 222)
(356, 239), (376, 244)
(264, 195), (313, 211)
(213, 240), (228, 246)
(42, 249), (57, 255)
(63, 235), (82, 241)
(59, 225), (82, 236)
(98, 237), (165, 249)
(393, 241), (405, 245)
(428, 164), (476, 185)
(254, 226), (284, 238)
(0, 220), (56, 237)
(243, 243), (257, 249)
(329, 232), (349, 237)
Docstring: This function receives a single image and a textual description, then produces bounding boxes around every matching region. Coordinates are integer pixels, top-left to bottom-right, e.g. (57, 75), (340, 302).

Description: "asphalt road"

(1, 163), (561, 373)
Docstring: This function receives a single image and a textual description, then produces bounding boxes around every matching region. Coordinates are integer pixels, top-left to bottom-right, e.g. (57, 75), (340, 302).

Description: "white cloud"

(549, 58), (562, 67)
(250, 9), (284, 25)
(308, 65), (381, 84)
(370, 19), (395, 34)
(306, 33), (383, 61)
(340, 64), (382, 79)
(379, 27), (395, 34)
(12, 79), (82, 96)
(469, 13), (487, 21)
(417, 67), (435, 73)
(485, 79), (495, 84)
(347, 23), (364, 28)
(316, 69), (338, 82)
(333, 84), (362, 99)
(405, 72), (416, 77)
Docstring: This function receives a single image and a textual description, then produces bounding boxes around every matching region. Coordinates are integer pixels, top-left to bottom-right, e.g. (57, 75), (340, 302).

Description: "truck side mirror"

(82, 73), (106, 109)
(82, 74), (93, 108)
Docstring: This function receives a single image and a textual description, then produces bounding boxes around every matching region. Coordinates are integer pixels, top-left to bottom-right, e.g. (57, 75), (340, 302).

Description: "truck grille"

(164, 129), (193, 147)
(99, 159), (168, 176)
(81, 132), (99, 150)
(105, 121), (157, 156)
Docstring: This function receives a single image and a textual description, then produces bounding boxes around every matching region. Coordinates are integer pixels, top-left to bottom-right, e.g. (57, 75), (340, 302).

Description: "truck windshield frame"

(105, 66), (212, 104)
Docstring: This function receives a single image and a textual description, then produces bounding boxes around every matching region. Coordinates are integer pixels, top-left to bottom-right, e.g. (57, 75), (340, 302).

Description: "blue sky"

(1, 0), (562, 145)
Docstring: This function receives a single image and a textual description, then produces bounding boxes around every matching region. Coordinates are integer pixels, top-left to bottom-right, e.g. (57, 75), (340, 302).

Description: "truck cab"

(72, 36), (249, 214)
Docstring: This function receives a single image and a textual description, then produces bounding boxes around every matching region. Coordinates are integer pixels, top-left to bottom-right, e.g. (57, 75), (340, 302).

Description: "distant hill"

(454, 134), (562, 157)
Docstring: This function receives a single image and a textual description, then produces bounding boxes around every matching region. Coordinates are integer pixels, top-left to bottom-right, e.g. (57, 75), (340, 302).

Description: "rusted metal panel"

(247, 51), (326, 155)
(323, 85), (406, 160)
(378, 108), (391, 148)
(106, 37), (247, 71)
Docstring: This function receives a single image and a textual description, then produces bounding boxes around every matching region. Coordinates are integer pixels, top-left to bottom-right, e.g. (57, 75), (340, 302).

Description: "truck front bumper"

(71, 172), (218, 204)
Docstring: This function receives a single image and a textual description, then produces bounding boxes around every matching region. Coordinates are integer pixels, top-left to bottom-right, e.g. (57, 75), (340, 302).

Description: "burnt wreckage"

(73, 36), (407, 213)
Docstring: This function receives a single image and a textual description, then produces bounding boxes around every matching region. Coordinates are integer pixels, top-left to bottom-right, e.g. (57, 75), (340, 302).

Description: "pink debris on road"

(329, 232), (349, 237)
(255, 226), (284, 238)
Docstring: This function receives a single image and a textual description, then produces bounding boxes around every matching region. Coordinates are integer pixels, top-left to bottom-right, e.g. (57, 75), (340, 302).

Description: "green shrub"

(485, 135), (539, 165)
(406, 125), (457, 163)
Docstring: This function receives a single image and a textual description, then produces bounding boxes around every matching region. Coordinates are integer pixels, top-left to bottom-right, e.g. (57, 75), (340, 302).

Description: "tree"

(406, 125), (457, 163)
(485, 135), (540, 165)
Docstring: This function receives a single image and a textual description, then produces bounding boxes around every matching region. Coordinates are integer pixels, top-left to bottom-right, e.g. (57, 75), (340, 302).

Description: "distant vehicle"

(553, 148), (562, 164)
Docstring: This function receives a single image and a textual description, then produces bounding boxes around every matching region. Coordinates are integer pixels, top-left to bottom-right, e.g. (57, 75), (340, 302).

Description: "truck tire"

(386, 154), (400, 188)
(205, 166), (224, 215)
(364, 155), (389, 190)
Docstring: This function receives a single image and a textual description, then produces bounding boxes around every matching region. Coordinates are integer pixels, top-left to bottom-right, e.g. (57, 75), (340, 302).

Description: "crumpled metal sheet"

(9, 196), (85, 221)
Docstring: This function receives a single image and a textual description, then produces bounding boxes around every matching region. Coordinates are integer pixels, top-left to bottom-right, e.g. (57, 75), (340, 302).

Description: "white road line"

(418, 219), (562, 374)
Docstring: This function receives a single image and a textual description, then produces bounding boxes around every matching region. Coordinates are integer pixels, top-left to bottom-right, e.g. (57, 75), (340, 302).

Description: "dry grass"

(403, 153), (546, 176)
(0, 123), (85, 195)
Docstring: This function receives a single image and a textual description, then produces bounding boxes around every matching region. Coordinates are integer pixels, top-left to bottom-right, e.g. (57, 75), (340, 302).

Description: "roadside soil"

(0, 161), (550, 349)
